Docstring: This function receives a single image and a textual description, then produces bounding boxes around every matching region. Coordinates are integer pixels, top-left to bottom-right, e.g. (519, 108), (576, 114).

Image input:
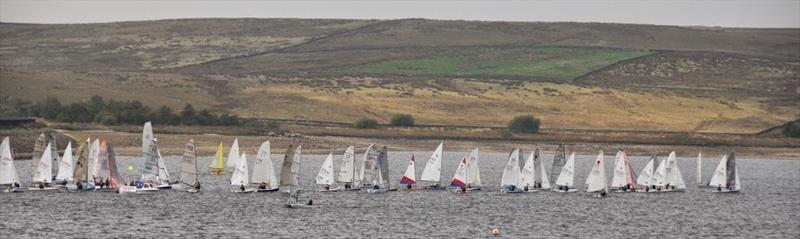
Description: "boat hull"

(318, 187), (341, 192)
(257, 188), (280, 192)
(285, 203), (316, 209)
(27, 187), (58, 191)
(234, 188), (256, 193)
(366, 188), (388, 193)
(156, 184), (173, 190)
(552, 189), (578, 193)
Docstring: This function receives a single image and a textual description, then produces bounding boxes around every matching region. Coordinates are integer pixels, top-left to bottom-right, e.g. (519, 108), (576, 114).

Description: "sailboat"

(553, 152), (578, 193)
(367, 146), (392, 193)
(649, 151), (686, 193)
(420, 142), (444, 189)
(95, 140), (122, 191)
(30, 142), (57, 190)
(54, 141), (75, 186)
(226, 138), (240, 170)
(252, 141), (279, 192)
(209, 142), (225, 175)
(610, 150), (638, 192)
(337, 146), (359, 191)
(549, 144), (567, 184)
(180, 139), (200, 193)
(399, 154), (417, 190)
(534, 147), (551, 191)
(635, 155), (657, 191)
(359, 144), (379, 187)
(465, 148), (482, 191)
(140, 138), (172, 190)
(521, 150), (538, 192)
(449, 154), (469, 193)
(585, 151), (609, 197)
(80, 139), (100, 191)
(231, 152), (255, 193)
(708, 152), (741, 193)
(1, 137), (22, 193)
(500, 149), (524, 193)
(697, 152), (711, 188)
(316, 153), (341, 192)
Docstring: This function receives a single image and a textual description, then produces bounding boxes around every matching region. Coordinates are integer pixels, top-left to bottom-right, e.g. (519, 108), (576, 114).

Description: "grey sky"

(1, 0), (798, 28)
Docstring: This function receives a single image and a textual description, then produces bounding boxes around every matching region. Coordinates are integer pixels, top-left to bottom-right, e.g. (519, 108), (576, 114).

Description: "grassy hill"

(1, 18), (798, 133)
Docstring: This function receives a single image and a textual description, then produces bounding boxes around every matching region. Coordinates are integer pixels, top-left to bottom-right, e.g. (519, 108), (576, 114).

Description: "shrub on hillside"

(389, 114), (415, 127)
(354, 118), (379, 129)
(507, 115), (541, 133)
(783, 122), (800, 138)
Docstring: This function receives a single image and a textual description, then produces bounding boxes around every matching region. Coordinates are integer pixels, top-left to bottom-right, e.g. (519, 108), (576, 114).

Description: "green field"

(347, 47), (652, 80)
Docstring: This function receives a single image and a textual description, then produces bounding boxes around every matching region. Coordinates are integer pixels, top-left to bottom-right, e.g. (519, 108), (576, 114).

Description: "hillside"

(1, 18), (798, 133)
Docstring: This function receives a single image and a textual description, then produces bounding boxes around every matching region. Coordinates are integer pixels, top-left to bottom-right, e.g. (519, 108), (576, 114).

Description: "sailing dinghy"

(585, 151), (609, 197)
(549, 144), (567, 184)
(1, 137), (22, 193)
(359, 144), (379, 188)
(521, 150), (538, 192)
(231, 152), (255, 193)
(227, 138), (240, 171)
(252, 141), (279, 192)
(279, 144), (301, 194)
(449, 154), (469, 193)
(635, 155), (658, 192)
(96, 140), (123, 191)
(649, 151), (686, 193)
(420, 142), (444, 189)
(54, 142), (75, 187)
(209, 142), (225, 175)
(338, 146), (360, 191)
(30, 142), (57, 191)
(500, 149), (524, 193)
(610, 150), (637, 192)
(367, 146), (392, 193)
(316, 153), (341, 192)
(553, 153), (578, 193)
(465, 148), (482, 191)
(708, 152), (740, 193)
(399, 154), (417, 190)
(180, 140), (201, 193)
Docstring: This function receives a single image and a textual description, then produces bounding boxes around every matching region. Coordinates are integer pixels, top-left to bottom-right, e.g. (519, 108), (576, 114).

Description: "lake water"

(1, 150), (798, 238)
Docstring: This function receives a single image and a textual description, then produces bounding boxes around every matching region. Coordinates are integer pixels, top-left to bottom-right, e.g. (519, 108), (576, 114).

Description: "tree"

(152, 105), (177, 125)
(86, 95), (106, 116)
(507, 115), (541, 133)
(218, 113), (241, 126)
(389, 114), (415, 127)
(180, 104), (197, 125)
(196, 109), (217, 125)
(784, 121), (800, 138)
(354, 118), (379, 129)
(41, 97), (62, 119)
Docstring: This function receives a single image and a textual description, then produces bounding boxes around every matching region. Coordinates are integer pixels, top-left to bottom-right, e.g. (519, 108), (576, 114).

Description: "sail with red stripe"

(450, 156), (467, 188)
(400, 155), (416, 185)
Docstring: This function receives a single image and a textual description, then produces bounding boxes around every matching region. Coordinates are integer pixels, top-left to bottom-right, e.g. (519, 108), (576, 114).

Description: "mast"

(696, 152), (703, 186)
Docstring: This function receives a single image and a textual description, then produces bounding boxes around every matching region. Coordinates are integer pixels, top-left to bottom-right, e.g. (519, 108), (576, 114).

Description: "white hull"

(318, 187), (341, 192)
(3, 188), (23, 193)
(234, 188), (256, 193)
(27, 187), (58, 191)
(286, 203), (316, 209)
(712, 189), (740, 193)
(366, 188), (388, 193)
(257, 188), (279, 192)
(118, 186), (159, 194)
(552, 189), (578, 193)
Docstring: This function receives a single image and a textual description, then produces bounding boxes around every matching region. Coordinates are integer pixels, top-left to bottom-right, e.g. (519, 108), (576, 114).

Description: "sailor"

(240, 183), (246, 191)
(665, 183), (671, 190)
(460, 184), (466, 193)
(524, 185), (529, 191)
(406, 184), (413, 190)
(105, 178), (109, 187)
(324, 185), (330, 191)
(307, 198), (313, 206)
(259, 182), (267, 190)
(344, 183), (351, 190)
(13, 182), (20, 189)
(38, 183), (44, 189)
(563, 185), (569, 191)
(509, 185), (516, 191)
(537, 182), (542, 189)
(599, 191), (607, 197)
(75, 181), (82, 189)
(194, 182), (201, 190)
(717, 184), (722, 192)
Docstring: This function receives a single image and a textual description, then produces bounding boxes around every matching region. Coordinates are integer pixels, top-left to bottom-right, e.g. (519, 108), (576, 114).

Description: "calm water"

(1, 150), (798, 238)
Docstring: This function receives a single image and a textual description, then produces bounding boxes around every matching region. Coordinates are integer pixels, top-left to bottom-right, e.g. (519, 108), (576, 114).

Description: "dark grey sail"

(549, 144), (566, 183)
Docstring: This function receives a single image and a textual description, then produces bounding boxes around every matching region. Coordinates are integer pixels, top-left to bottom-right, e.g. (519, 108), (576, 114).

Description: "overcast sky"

(1, 0), (798, 28)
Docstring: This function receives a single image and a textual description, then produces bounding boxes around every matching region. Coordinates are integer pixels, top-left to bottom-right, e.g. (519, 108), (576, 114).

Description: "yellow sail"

(210, 142), (225, 175)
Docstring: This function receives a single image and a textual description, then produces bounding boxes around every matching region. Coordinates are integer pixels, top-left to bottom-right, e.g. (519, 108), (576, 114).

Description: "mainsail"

(96, 141), (122, 188)
(337, 146), (355, 184)
(584, 151), (607, 193)
(466, 148), (481, 187)
(73, 138), (89, 182)
(535, 149), (551, 189)
(521, 150), (536, 188)
(315, 153), (335, 186)
(500, 149), (522, 187)
(226, 138), (240, 168)
(636, 155), (656, 187)
(142, 122), (153, 154)
(0, 137), (20, 185)
(400, 154), (416, 185)
(696, 152), (703, 185)
(141, 139), (162, 184)
(549, 144), (566, 183)
(665, 151), (686, 189)
(708, 154), (727, 187)
(555, 152), (576, 187)
(31, 133), (46, 178)
(33, 142), (54, 184)
(725, 152), (740, 191)
(179, 139), (198, 187)
(209, 142), (225, 172)
(55, 142), (74, 182)
(611, 150), (636, 189)
(279, 144), (301, 190)
(420, 142), (443, 184)
(86, 139), (100, 184)
(230, 152), (249, 185)
(450, 155), (468, 188)
(375, 146), (391, 188)
(360, 144), (379, 185)
(252, 141), (278, 189)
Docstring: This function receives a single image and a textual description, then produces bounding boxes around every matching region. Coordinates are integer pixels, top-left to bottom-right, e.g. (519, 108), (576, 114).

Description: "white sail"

(141, 139), (162, 184)
(466, 148), (481, 186)
(555, 153), (575, 187)
(584, 151), (607, 192)
(156, 148), (170, 184)
(226, 138), (240, 168)
(652, 158), (668, 186)
(708, 154), (727, 188)
(230, 152), (249, 185)
(400, 154), (416, 184)
(537, 157), (551, 189)
(87, 139), (100, 182)
(420, 142), (443, 183)
(611, 150), (627, 188)
(337, 146), (355, 183)
(316, 153), (335, 186)
(450, 155), (468, 188)
(500, 149), (522, 187)
(56, 142), (74, 181)
(636, 156), (654, 186)
(665, 151), (686, 189)
(0, 137), (19, 185)
(252, 141), (278, 188)
(33, 142), (54, 183)
(696, 152), (703, 185)
(520, 151), (536, 188)
(142, 122), (153, 154)
(360, 144), (379, 185)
